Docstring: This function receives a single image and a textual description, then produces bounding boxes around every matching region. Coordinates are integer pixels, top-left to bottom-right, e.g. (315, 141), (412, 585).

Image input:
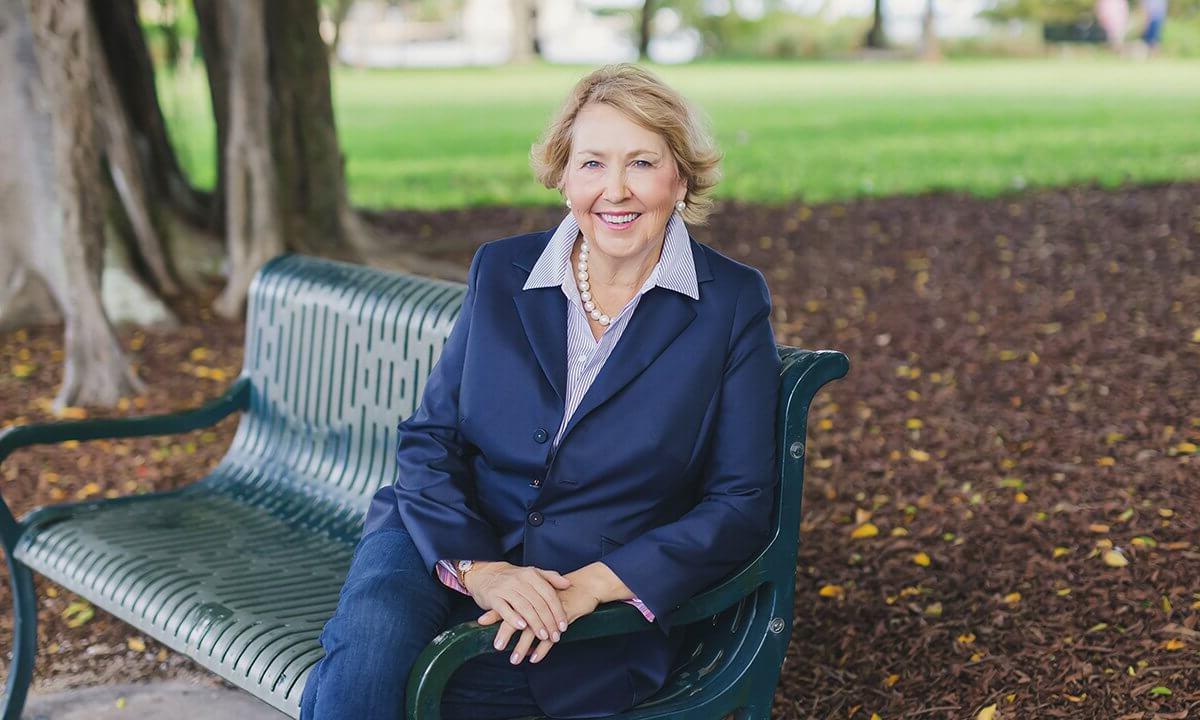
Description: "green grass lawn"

(158, 59), (1200, 210)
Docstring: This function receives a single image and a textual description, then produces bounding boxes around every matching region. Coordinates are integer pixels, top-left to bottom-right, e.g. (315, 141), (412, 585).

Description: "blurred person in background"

(1141, 0), (1168, 54)
(1097, 0), (1131, 52)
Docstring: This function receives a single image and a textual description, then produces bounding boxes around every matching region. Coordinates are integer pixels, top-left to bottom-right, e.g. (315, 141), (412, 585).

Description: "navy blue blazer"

(363, 227), (780, 718)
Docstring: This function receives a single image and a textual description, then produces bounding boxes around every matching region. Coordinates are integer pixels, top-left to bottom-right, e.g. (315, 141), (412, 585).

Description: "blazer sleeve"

(390, 243), (506, 574)
(599, 269), (781, 633)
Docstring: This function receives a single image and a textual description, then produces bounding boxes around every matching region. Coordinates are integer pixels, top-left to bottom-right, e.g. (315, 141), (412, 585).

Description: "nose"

(603, 167), (628, 203)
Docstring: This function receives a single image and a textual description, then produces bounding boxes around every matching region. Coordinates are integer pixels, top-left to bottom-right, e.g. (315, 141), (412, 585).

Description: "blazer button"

(533, 428), (549, 444)
(527, 511), (544, 527)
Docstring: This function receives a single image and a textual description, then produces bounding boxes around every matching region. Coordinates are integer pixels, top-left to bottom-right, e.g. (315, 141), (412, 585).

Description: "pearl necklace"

(575, 236), (611, 326)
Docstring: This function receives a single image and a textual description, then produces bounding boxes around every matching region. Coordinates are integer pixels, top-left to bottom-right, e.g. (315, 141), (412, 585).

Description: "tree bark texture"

(91, 0), (212, 230)
(213, 0), (283, 320)
(203, 0), (359, 318)
(14, 0), (145, 409)
(263, 0), (357, 256)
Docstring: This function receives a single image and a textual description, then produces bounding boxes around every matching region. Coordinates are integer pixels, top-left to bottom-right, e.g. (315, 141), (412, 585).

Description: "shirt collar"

(522, 212), (699, 300)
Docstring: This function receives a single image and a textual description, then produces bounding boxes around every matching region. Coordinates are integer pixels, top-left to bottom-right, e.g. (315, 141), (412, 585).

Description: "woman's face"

(562, 102), (687, 264)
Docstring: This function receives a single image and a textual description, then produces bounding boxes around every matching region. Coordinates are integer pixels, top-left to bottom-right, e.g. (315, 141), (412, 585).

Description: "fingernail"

(559, 621), (567, 632)
(538, 629), (548, 640)
(517, 620), (526, 629)
(510, 652), (520, 664)
(531, 654), (539, 663)
(494, 638), (503, 650)
(552, 631), (560, 642)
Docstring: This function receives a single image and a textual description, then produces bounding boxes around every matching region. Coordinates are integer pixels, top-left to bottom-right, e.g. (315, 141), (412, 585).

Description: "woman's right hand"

(463, 562), (572, 645)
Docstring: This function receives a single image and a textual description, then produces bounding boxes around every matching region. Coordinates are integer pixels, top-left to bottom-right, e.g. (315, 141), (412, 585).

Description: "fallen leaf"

(1163, 639), (1184, 651)
(912, 552), (931, 567)
(1052, 547), (1071, 558)
(883, 674), (899, 687)
(957, 632), (976, 644)
(851, 523), (879, 539)
(818, 584), (845, 599)
(1003, 592), (1021, 605)
(977, 704), (997, 720)
(1148, 686), (1172, 697)
(62, 600), (94, 628)
(127, 637), (146, 652)
(908, 448), (931, 462)
(1102, 549), (1129, 567)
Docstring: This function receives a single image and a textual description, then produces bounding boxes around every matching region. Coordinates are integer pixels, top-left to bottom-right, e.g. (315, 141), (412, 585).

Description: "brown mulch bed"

(2, 182), (1199, 717)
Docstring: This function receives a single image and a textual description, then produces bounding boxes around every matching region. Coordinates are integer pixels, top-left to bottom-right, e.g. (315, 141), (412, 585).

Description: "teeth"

(601, 213), (639, 224)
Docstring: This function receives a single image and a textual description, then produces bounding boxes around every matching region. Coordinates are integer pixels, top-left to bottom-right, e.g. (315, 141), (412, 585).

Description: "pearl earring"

(675, 200), (686, 213)
(565, 198), (572, 209)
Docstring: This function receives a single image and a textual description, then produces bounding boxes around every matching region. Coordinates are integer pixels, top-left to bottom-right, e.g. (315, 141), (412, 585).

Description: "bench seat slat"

(15, 470), (358, 716)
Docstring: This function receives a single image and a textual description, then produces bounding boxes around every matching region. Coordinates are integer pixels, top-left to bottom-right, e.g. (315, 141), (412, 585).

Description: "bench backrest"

(227, 254), (466, 521)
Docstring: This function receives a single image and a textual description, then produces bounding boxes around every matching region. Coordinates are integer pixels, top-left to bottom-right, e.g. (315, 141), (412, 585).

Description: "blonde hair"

(530, 64), (722, 226)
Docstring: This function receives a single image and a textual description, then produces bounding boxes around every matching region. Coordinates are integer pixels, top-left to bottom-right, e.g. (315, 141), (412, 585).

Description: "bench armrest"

(0, 377), (251, 547)
(406, 600), (648, 720)
(406, 563), (767, 719)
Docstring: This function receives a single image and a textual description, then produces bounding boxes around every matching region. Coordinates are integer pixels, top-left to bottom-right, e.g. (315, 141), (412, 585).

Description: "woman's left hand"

(480, 583), (600, 664)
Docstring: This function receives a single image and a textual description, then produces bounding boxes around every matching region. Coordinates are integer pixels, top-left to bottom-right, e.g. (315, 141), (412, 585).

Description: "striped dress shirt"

(436, 211), (700, 623)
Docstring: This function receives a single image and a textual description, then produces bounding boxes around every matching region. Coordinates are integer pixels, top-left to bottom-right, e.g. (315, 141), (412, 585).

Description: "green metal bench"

(0, 253), (849, 720)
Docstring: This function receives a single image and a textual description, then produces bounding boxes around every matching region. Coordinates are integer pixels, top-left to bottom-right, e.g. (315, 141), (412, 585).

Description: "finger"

(518, 568), (566, 634)
(529, 636), (556, 664)
(536, 568), (573, 590)
(476, 609), (501, 626)
(510, 627), (537, 665)
(506, 588), (553, 642)
(527, 574), (568, 635)
(494, 620), (519, 652)
(489, 598), (528, 634)
(488, 601), (524, 650)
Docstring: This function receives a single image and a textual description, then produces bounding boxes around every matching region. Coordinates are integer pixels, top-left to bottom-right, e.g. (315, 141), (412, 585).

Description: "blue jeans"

(300, 527), (543, 720)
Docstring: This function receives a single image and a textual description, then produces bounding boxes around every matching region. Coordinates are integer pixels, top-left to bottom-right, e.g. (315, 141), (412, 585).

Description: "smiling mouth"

(597, 212), (641, 227)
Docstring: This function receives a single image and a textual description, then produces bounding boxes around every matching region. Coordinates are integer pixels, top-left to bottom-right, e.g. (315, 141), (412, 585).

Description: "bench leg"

(2, 550), (36, 720)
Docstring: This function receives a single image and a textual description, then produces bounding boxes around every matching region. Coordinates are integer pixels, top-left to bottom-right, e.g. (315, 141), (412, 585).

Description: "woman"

(300, 63), (780, 719)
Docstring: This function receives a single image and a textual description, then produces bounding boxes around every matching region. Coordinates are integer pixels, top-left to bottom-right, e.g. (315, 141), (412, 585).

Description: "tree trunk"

(329, 0), (354, 59)
(264, 0), (358, 256)
(213, 0), (283, 320)
(865, 0), (887, 48)
(193, 0), (228, 234)
(509, 0), (536, 63)
(639, 0), (654, 60)
(920, 0), (941, 61)
(208, 0), (360, 319)
(16, 0), (145, 410)
(91, 0), (212, 230)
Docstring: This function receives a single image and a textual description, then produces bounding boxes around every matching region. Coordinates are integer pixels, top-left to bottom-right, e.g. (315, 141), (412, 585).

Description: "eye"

(582, 160), (601, 169)
(632, 159), (653, 168)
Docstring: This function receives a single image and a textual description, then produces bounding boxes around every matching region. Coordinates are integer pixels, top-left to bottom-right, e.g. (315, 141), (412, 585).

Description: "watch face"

(457, 560), (473, 573)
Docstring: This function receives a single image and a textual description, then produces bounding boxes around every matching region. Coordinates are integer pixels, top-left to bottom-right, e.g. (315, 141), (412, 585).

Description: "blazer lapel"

(557, 288), (696, 446)
(513, 287), (568, 404)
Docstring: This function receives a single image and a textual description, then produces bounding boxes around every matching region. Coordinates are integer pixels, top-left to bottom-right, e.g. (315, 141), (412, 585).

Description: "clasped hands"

(461, 561), (605, 666)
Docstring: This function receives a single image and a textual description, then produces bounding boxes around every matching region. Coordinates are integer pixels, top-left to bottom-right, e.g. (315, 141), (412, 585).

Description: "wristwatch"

(456, 559), (476, 586)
